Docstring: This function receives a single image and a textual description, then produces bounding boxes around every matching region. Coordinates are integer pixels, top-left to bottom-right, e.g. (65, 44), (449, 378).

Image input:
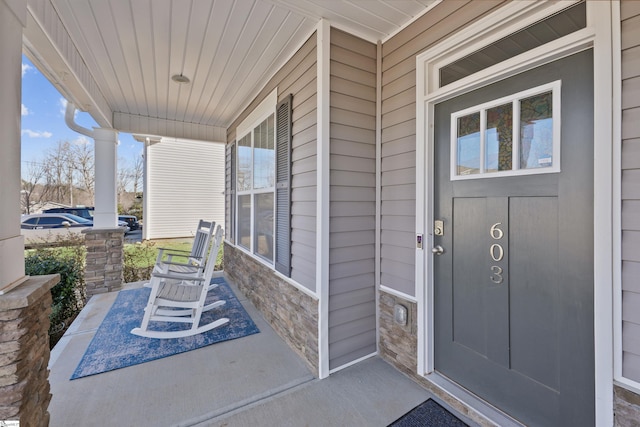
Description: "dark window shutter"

(275, 94), (292, 276)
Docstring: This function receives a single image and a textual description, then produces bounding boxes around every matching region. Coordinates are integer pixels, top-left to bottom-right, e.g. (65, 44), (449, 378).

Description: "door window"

(451, 81), (560, 180)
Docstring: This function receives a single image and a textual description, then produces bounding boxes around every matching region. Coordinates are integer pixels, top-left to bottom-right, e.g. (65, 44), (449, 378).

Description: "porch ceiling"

(24, 0), (434, 138)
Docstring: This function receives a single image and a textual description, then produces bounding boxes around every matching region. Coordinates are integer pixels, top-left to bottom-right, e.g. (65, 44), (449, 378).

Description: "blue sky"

(21, 55), (142, 177)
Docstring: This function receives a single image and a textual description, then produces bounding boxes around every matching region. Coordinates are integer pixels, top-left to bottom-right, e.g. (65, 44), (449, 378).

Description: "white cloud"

(21, 104), (29, 116)
(22, 129), (53, 138)
(72, 135), (91, 145)
(59, 97), (79, 119)
(59, 98), (68, 116)
(22, 63), (32, 77)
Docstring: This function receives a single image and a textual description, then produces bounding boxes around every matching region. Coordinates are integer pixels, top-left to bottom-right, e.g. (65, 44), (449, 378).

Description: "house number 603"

(490, 223), (504, 284)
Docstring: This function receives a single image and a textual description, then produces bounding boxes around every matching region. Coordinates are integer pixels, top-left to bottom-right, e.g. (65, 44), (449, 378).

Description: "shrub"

(123, 241), (157, 283)
(25, 251), (85, 347)
(24, 234), (86, 347)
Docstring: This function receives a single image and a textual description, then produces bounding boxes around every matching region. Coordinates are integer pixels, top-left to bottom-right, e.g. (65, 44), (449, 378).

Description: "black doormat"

(388, 399), (469, 427)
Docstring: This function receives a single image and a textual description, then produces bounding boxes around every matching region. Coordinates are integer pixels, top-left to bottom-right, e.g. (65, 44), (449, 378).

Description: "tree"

(42, 141), (72, 205)
(21, 161), (50, 214)
(22, 138), (142, 210)
(117, 156), (133, 202)
(131, 154), (144, 194)
(72, 141), (95, 201)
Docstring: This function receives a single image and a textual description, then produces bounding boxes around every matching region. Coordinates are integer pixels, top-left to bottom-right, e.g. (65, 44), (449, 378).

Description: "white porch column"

(0, 0), (27, 294)
(92, 128), (119, 228)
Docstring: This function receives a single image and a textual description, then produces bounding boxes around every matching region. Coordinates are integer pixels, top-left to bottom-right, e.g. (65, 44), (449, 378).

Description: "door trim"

(414, 1), (615, 425)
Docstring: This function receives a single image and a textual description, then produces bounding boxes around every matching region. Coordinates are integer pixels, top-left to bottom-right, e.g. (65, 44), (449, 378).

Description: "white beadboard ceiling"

(26, 0), (434, 138)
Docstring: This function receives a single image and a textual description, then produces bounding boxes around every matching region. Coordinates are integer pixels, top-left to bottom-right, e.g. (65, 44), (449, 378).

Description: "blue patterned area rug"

(71, 277), (259, 380)
(388, 399), (468, 427)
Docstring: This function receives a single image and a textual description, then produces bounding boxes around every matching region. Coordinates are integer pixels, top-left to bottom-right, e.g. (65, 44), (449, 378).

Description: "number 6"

(490, 222), (503, 240)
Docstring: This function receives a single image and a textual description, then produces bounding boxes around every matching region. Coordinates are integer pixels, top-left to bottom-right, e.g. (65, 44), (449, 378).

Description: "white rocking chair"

(131, 225), (228, 339)
(144, 220), (215, 288)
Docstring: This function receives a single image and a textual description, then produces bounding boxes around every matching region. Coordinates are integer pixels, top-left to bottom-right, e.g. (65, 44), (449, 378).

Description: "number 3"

(489, 223), (504, 284)
(490, 265), (503, 284)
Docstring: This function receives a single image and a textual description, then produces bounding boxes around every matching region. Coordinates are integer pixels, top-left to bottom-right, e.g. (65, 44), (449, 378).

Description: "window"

(451, 81), (560, 180)
(39, 216), (65, 226)
(231, 89), (291, 275)
(439, 2), (586, 87)
(236, 114), (275, 262)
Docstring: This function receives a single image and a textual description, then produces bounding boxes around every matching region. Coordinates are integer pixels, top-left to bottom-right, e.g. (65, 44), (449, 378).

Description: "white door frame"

(415, 1), (615, 425)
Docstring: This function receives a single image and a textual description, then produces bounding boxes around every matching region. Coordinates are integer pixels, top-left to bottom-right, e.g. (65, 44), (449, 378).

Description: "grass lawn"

(124, 239), (224, 269)
(26, 237), (224, 284)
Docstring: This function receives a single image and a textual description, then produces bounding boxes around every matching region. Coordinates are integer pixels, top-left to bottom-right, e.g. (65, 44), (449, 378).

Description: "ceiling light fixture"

(171, 74), (190, 84)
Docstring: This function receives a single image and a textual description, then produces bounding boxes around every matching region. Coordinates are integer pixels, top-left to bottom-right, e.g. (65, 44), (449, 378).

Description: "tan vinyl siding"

(227, 34), (317, 291)
(379, 0), (505, 297)
(328, 28), (377, 370)
(147, 139), (225, 239)
(622, 0), (640, 383)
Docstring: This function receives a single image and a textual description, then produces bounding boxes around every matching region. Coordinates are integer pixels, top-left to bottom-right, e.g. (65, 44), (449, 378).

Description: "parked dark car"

(44, 207), (94, 220)
(21, 213), (92, 229)
(43, 207), (131, 232)
(118, 215), (140, 231)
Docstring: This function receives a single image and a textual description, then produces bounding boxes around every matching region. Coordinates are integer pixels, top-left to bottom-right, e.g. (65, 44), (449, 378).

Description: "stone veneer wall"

(380, 289), (640, 426)
(378, 289), (497, 427)
(83, 228), (125, 299)
(224, 243), (319, 374)
(615, 385), (640, 427)
(0, 274), (59, 426)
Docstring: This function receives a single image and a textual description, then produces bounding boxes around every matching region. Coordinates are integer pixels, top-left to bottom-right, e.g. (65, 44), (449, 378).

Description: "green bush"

(24, 234), (86, 348)
(25, 251), (85, 347)
(123, 241), (157, 283)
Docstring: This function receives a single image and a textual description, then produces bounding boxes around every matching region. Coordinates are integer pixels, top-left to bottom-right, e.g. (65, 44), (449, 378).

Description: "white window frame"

(235, 89), (277, 263)
(415, 1), (615, 425)
(450, 81), (561, 181)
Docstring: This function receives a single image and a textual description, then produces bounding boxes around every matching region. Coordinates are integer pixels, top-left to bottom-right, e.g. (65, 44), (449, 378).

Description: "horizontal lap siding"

(380, 0), (505, 298)
(147, 139), (225, 239)
(227, 34), (317, 292)
(328, 28), (377, 370)
(621, 1), (640, 383)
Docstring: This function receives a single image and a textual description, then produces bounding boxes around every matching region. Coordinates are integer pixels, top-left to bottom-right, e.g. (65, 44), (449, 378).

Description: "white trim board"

(224, 239), (320, 300)
(328, 352), (377, 375)
(316, 19), (331, 380)
(375, 40), (383, 354)
(612, 0), (632, 394)
(415, 1), (615, 426)
(448, 81), (562, 181)
(236, 88), (278, 138)
(379, 285), (417, 303)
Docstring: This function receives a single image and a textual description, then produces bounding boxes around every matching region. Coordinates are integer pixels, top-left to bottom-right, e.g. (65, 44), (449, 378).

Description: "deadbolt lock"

(434, 220), (444, 236)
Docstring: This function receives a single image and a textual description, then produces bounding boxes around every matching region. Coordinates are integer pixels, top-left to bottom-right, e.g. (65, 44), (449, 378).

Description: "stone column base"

(0, 274), (59, 426)
(83, 228), (125, 299)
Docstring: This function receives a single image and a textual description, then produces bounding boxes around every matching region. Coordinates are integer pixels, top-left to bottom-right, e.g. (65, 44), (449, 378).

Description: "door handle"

(432, 245), (445, 255)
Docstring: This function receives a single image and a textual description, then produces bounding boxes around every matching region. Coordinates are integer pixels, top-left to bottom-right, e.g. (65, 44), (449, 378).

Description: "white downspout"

(65, 101), (93, 137)
(65, 101), (119, 229)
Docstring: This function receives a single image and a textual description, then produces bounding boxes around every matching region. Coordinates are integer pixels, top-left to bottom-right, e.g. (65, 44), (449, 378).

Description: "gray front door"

(433, 50), (594, 426)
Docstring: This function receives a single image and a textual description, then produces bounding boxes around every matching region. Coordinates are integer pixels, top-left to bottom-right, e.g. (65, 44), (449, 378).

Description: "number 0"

(490, 244), (504, 262)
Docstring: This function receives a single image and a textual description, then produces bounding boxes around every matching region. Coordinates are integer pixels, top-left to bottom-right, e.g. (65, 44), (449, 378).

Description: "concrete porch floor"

(48, 277), (474, 427)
